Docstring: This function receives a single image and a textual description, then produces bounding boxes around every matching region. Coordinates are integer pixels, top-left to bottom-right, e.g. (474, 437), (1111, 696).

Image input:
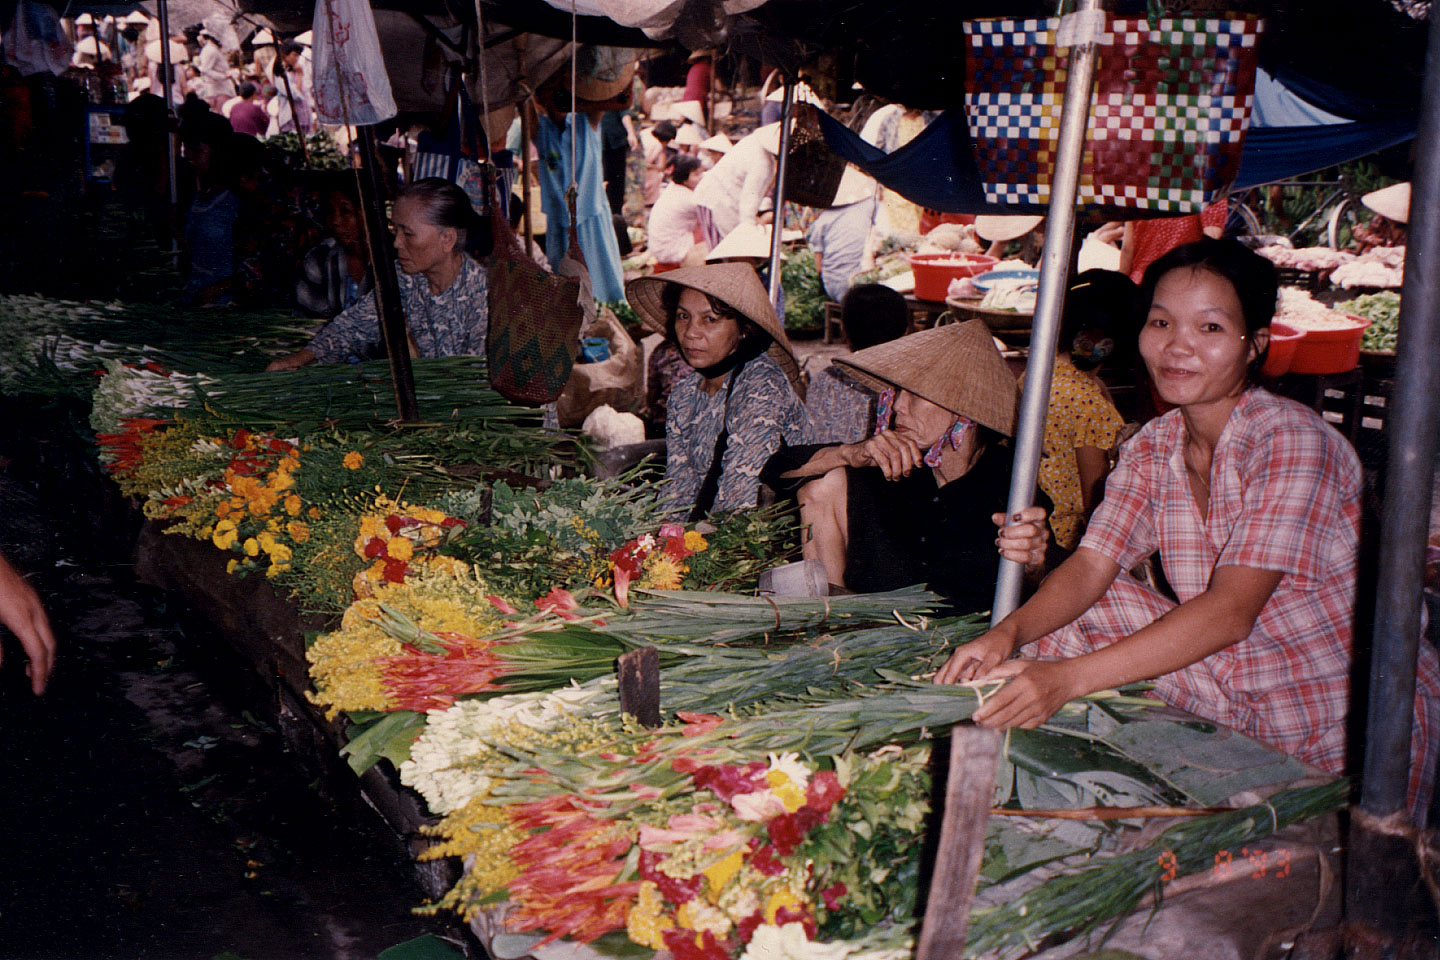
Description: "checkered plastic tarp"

(963, 16), (1264, 211)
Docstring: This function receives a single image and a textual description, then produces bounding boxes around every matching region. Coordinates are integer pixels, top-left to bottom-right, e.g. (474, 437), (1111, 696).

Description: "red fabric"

(683, 62), (712, 104)
(1038, 389), (1440, 818)
(652, 262), (682, 274)
(1127, 202), (1225, 283)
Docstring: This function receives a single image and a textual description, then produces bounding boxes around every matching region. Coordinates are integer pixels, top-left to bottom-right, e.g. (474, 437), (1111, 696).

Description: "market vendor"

(761, 320), (1051, 606)
(266, 178), (487, 370)
(937, 238), (1440, 819)
(1353, 181), (1409, 253)
(626, 263), (807, 518)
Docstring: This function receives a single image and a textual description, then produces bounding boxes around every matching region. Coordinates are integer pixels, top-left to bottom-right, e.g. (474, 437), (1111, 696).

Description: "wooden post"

(617, 646), (661, 728)
(355, 126), (420, 421)
(521, 98), (536, 259)
(915, 727), (1002, 960)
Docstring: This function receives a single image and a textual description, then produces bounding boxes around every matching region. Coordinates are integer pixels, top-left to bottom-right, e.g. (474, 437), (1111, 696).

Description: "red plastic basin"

(1261, 320), (1304, 378)
(907, 253), (998, 302)
(1288, 315), (1370, 375)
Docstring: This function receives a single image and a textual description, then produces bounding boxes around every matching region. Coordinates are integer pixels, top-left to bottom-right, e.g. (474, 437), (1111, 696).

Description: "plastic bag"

(4, 0), (72, 77)
(311, 0), (397, 126)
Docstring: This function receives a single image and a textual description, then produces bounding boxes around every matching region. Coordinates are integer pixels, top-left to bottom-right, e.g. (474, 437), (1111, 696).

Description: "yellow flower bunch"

(417, 793), (524, 920)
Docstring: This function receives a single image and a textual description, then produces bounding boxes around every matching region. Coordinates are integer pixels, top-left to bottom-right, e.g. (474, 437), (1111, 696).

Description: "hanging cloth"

(533, 112), (626, 304)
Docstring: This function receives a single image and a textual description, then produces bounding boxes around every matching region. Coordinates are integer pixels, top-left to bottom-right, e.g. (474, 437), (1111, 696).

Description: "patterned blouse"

(665, 353), (807, 515)
(804, 363), (875, 444)
(1019, 354), (1125, 550)
(307, 255), (488, 363)
(1038, 388), (1440, 807)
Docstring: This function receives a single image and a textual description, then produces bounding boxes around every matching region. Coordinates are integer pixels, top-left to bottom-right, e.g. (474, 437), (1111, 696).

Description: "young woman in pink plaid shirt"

(938, 239), (1440, 820)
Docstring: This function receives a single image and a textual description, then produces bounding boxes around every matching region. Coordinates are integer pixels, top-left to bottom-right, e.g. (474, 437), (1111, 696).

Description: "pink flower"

(658, 523), (686, 539)
(640, 849), (705, 903)
(663, 928), (733, 960)
(747, 842), (786, 877)
(766, 806), (826, 857)
(691, 762), (768, 801)
(487, 595), (518, 615)
(702, 829), (749, 851)
(820, 882), (847, 911)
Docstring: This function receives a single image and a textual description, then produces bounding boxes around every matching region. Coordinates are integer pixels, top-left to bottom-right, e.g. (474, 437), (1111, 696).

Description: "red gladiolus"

(505, 795), (641, 946)
(613, 564), (634, 608)
(747, 841), (786, 877)
(383, 559), (408, 583)
(363, 537), (388, 559)
(385, 514), (406, 534)
(806, 770), (845, 814)
(378, 633), (509, 711)
(230, 428), (251, 449)
(662, 928), (733, 960)
(820, 882), (847, 912)
(736, 912), (765, 943)
(639, 848), (705, 903)
(676, 712), (724, 737)
(774, 903), (817, 938)
(441, 517), (466, 528)
(487, 595), (518, 615)
(766, 806), (825, 857)
(691, 762), (768, 802)
(537, 587), (579, 620)
(663, 536), (692, 561)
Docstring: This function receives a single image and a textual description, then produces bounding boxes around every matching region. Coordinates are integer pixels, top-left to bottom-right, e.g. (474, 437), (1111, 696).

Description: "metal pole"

(766, 78), (795, 310)
(1344, 7), (1440, 941)
(355, 126), (420, 422)
(991, 0), (1104, 625)
(157, 0), (178, 213)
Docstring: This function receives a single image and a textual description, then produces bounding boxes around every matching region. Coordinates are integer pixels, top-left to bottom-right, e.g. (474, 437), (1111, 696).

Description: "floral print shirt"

(1019, 354), (1125, 550)
(308, 255), (488, 363)
(665, 352), (807, 515)
(804, 363), (875, 444)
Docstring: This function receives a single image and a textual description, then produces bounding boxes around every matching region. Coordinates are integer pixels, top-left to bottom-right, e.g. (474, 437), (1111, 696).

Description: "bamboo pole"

(990, 1), (1104, 625)
(157, 0), (177, 218)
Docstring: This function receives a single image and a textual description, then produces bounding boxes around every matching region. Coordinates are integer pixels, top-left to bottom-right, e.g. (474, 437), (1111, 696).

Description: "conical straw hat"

(1361, 182), (1410, 224)
(626, 263), (801, 396)
(835, 320), (1017, 436)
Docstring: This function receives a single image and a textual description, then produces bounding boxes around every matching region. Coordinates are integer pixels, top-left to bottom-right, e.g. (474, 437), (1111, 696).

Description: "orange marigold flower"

(343, 451), (364, 470)
(284, 494), (303, 516)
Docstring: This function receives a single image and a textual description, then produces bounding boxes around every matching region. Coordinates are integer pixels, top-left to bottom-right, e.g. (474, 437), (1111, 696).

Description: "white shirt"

(692, 129), (776, 238)
(197, 42), (230, 99)
(646, 183), (702, 264)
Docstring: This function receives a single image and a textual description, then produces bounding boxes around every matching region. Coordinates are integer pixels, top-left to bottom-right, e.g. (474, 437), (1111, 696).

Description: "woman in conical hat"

(761, 320), (1051, 603)
(627, 263), (807, 519)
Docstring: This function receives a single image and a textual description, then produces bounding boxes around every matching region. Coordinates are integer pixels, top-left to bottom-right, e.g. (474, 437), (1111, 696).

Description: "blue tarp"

(814, 69), (1418, 216)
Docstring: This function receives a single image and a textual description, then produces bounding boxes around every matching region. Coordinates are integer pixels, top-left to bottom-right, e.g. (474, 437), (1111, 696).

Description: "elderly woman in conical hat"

(627, 263), (808, 519)
(761, 320), (1050, 603)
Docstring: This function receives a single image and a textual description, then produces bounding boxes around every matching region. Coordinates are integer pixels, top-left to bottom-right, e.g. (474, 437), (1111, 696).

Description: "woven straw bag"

(486, 180), (583, 405)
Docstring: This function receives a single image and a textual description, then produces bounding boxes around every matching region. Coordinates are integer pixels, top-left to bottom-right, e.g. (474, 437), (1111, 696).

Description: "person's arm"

(274, 276), (387, 369)
(970, 565), (1284, 729)
(0, 551), (56, 695)
(737, 153), (776, 227)
(621, 113), (638, 151)
(775, 430), (927, 482)
(1076, 445), (1110, 514)
(934, 544), (1121, 685)
(1116, 221), (1137, 277)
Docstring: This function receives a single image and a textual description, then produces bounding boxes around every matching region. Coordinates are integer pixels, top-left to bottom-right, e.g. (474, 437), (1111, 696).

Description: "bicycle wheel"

(1327, 197), (1365, 250)
(1225, 197), (1265, 245)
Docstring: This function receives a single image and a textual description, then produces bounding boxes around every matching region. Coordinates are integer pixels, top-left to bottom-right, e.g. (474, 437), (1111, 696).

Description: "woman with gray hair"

(268, 178), (492, 369)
